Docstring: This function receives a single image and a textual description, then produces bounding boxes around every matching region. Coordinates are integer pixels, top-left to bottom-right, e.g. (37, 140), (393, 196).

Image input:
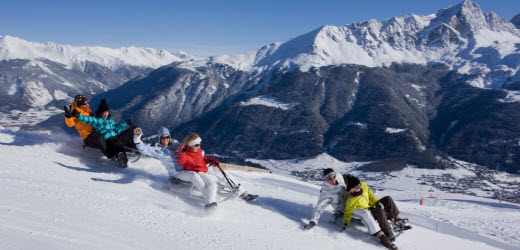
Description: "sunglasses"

(326, 175), (336, 181)
(80, 102), (88, 106)
(193, 144), (201, 147)
(160, 136), (170, 140)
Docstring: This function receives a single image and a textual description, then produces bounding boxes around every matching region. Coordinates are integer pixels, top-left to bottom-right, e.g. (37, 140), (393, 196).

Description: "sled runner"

(81, 144), (143, 164)
(163, 163), (258, 206)
(163, 176), (239, 204)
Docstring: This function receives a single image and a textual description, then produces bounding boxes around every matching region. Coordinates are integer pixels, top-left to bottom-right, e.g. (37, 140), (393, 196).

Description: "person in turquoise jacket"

(69, 99), (135, 168)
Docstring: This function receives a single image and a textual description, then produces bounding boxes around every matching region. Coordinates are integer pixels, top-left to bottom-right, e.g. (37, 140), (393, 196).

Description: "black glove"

(64, 105), (72, 118)
(126, 119), (132, 125)
(71, 108), (79, 118)
(303, 221), (316, 230)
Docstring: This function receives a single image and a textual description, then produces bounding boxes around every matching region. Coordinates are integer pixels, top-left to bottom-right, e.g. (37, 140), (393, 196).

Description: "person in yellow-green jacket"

(342, 175), (410, 250)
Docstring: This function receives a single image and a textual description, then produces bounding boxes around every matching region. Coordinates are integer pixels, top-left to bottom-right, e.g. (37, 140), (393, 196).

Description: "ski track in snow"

(0, 129), (519, 250)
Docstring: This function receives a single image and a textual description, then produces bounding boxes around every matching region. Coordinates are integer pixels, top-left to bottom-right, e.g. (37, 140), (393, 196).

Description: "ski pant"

(370, 196), (400, 234)
(352, 208), (381, 235)
(175, 171), (218, 205)
(84, 132), (109, 158)
(175, 167), (246, 205)
(105, 126), (138, 159)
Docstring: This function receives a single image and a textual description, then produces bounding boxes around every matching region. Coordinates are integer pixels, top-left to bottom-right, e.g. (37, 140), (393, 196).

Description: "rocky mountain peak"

(511, 13), (520, 29)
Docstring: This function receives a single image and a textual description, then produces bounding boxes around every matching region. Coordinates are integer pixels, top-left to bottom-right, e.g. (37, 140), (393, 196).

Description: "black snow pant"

(105, 126), (137, 159)
(84, 132), (109, 158)
(370, 196), (400, 234)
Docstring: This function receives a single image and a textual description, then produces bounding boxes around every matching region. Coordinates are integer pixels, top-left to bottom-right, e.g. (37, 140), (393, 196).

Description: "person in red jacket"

(176, 133), (258, 210)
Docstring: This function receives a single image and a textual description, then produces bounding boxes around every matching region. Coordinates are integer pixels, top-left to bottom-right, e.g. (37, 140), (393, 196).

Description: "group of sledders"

(65, 95), (411, 247)
(64, 95), (257, 211)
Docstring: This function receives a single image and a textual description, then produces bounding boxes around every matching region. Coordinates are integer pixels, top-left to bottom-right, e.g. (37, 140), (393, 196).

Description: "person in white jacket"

(133, 127), (183, 177)
(303, 168), (346, 230)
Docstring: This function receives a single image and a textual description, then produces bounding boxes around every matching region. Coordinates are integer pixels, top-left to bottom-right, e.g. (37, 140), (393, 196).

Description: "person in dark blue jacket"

(69, 99), (136, 168)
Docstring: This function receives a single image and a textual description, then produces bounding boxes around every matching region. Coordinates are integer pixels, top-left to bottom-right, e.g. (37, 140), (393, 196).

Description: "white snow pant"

(352, 208), (381, 235)
(175, 171), (218, 205)
(175, 167), (246, 205)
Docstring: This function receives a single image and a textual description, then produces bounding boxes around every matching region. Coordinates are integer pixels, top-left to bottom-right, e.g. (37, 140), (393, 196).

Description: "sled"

(329, 214), (411, 239)
(81, 144), (144, 163)
(163, 176), (239, 204)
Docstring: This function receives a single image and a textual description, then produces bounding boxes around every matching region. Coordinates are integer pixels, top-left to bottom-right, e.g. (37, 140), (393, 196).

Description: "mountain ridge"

(0, 35), (196, 70)
(179, 0), (520, 89)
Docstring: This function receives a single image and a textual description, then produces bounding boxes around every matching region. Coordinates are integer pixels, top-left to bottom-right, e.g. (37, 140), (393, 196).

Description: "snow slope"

(0, 129), (518, 250)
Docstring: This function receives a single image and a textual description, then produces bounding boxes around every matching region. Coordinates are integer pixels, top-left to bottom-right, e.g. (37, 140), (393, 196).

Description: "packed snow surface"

(1, 130), (519, 250)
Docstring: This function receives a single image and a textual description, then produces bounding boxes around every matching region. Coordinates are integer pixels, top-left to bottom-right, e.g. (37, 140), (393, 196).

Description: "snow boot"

(385, 231), (396, 242)
(116, 152), (128, 168)
(205, 202), (217, 211)
(239, 192), (259, 201)
(393, 217), (412, 231)
(379, 234), (398, 249)
(394, 217), (409, 225)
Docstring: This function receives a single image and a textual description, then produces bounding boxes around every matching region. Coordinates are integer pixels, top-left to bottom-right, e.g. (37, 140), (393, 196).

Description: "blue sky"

(1, 0), (518, 57)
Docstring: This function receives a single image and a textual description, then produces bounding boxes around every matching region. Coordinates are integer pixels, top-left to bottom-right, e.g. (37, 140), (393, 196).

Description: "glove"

(64, 105), (72, 118)
(209, 158), (220, 166)
(126, 119), (132, 125)
(375, 201), (384, 210)
(303, 221), (316, 230)
(133, 128), (142, 144)
(179, 145), (187, 154)
(71, 108), (79, 118)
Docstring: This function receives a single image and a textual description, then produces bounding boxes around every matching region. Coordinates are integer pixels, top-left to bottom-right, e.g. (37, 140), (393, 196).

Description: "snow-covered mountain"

(1, 128), (519, 249)
(28, 0), (520, 174)
(0, 35), (195, 70)
(0, 35), (197, 115)
(184, 0), (520, 89)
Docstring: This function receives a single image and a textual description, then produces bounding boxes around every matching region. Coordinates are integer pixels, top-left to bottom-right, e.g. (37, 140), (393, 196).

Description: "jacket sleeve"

(177, 150), (187, 166)
(65, 116), (76, 127)
(171, 142), (184, 172)
(178, 150), (196, 171)
(77, 114), (100, 127)
(342, 198), (356, 227)
(136, 143), (168, 159)
(203, 156), (216, 165)
(310, 190), (333, 224)
(114, 121), (128, 134)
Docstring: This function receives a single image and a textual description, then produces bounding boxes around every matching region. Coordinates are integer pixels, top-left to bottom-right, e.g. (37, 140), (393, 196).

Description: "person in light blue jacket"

(133, 126), (183, 178)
